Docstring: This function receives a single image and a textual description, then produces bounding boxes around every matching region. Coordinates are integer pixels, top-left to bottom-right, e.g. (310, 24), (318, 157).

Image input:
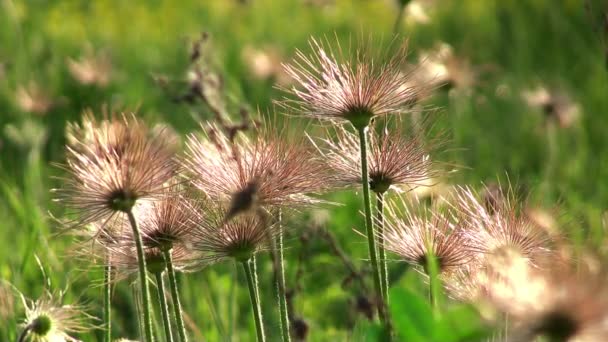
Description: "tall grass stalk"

(126, 210), (155, 342)
(242, 258), (266, 342)
(356, 125), (386, 322)
(163, 249), (188, 342)
(155, 271), (174, 342)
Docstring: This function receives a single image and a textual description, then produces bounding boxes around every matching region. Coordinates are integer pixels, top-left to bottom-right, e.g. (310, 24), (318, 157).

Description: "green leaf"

(434, 304), (491, 342)
(389, 287), (435, 342)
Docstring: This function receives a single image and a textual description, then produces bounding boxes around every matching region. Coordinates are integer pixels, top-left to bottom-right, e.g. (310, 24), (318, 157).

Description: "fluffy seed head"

(314, 123), (439, 193)
(19, 290), (94, 342)
(479, 250), (608, 341)
(454, 185), (554, 267)
(381, 196), (474, 274)
(281, 37), (425, 127)
(54, 111), (178, 233)
(183, 116), (333, 220)
(102, 196), (197, 275)
(188, 201), (277, 265)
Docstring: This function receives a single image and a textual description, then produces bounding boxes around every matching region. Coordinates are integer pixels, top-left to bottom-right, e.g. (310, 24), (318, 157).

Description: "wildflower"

(183, 117), (331, 220)
(67, 48), (112, 87)
(522, 85), (581, 128)
(454, 185), (554, 266)
(414, 42), (477, 93)
(188, 201), (277, 265)
(54, 112), (178, 233)
(481, 250), (608, 341)
(403, 0), (433, 25)
(15, 81), (56, 115)
(381, 197), (473, 274)
(314, 123), (439, 194)
(281, 37), (425, 128)
(18, 290), (94, 342)
(101, 197), (196, 275)
(242, 45), (291, 85)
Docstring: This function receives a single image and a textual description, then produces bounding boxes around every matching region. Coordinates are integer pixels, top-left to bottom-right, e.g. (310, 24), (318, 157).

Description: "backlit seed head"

(18, 290), (94, 342)
(54, 111), (178, 234)
(479, 251), (608, 341)
(313, 122), (440, 193)
(454, 185), (554, 267)
(381, 195), (474, 275)
(280, 37), (427, 128)
(102, 198), (197, 275)
(187, 200), (277, 266)
(183, 115), (333, 220)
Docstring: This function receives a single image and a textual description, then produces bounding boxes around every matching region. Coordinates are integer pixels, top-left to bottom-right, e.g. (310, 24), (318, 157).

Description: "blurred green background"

(1, 0), (607, 340)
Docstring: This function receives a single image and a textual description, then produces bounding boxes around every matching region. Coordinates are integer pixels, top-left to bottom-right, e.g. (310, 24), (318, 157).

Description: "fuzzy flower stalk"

(17, 290), (94, 342)
(282, 36), (428, 323)
(54, 112), (178, 342)
(105, 193), (197, 342)
(314, 122), (441, 302)
(188, 202), (281, 342)
(183, 115), (332, 341)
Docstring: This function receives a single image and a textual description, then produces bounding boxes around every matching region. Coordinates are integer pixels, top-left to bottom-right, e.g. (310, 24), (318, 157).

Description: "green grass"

(1, 0), (607, 340)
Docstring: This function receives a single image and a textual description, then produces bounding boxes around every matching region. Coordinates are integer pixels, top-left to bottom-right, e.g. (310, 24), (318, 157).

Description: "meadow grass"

(1, 0), (607, 340)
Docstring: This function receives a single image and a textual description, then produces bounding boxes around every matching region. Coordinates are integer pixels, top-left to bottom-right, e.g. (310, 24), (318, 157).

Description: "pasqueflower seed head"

(183, 116), (332, 220)
(54, 112), (178, 233)
(281, 37), (426, 128)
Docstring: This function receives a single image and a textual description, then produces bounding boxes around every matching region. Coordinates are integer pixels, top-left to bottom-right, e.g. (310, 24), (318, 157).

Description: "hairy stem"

(155, 272), (174, 342)
(275, 210), (291, 342)
(163, 249), (188, 342)
(17, 324), (32, 342)
(426, 252), (441, 316)
(356, 125), (386, 322)
(242, 259), (266, 342)
(104, 254), (112, 342)
(376, 192), (389, 305)
(126, 210), (154, 342)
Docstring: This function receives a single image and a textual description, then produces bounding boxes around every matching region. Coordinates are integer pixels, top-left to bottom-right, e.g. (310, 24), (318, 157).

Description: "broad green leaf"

(389, 287), (435, 342)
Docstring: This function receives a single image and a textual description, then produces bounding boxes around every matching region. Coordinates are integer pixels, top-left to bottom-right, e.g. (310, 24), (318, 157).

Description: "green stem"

(104, 254), (112, 342)
(356, 125), (386, 322)
(155, 272), (174, 342)
(426, 252), (441, 317)
(376, 192), (389, 305)
(126, 210), (154, 342)
(163, 249), (188, 342)
(17, 324), (32, 342)
(275, 210), (291, 342)
(392, 1), (407, 35)
(242, 259), (266, 342)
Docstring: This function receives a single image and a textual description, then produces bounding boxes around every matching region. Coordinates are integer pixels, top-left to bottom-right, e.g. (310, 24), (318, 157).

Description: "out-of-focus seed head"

(19, 290), (95, 342)
(54, 111), (178, 235)
(314, 122), (441, 194)
(280, 37), (427, 128)
(454, 185), (554, 267)
(291, 317), (309, 341)
(521, 85), (581, 129)
(479, 251), (608, 341)
(381, 196), (474, 275)
(66, 48), (112, 87)
(183, 115), (334, 220)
